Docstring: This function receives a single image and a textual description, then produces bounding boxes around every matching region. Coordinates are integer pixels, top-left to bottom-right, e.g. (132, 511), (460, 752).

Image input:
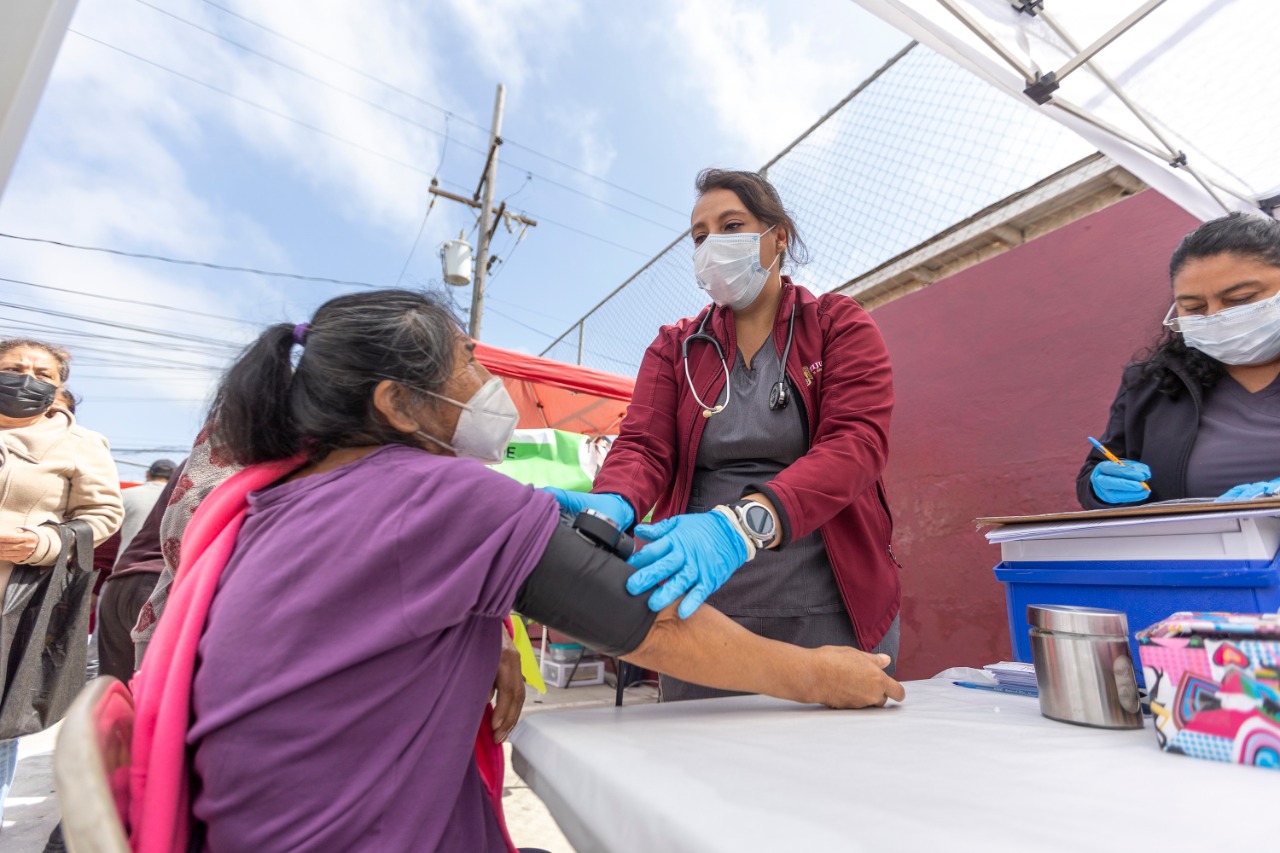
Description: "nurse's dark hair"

(695, 169), (810, 268)
(1138, 213), (1280, 396)
(210, 290), (459, 465)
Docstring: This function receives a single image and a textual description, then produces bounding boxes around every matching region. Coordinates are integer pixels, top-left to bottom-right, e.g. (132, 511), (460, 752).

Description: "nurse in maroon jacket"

(546, 169), (901, 701)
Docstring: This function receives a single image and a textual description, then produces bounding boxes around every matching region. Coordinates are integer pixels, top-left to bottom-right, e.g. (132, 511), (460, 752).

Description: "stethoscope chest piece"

(769, 380), (789, 411)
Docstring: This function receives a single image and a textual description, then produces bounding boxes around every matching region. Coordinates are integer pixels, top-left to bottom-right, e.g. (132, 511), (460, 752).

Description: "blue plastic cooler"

(993, 553), (1280, 667)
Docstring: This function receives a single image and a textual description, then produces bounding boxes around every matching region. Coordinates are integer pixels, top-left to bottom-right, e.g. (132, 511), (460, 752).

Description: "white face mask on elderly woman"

(694, 225), (779, 310)
(415, 377), (520, 464)
(1164, 292), (1280, 365)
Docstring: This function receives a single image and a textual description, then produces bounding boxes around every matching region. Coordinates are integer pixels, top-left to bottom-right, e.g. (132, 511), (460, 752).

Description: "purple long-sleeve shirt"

(188, 445), (558, 852)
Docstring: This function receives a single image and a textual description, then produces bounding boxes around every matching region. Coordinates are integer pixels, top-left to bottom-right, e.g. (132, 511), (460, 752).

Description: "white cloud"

(441, 0), (585, 86)
(661, 0), (908, 165)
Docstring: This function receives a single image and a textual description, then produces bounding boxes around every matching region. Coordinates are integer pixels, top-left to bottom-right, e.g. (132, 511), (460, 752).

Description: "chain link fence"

(540, 42), (1094, 375)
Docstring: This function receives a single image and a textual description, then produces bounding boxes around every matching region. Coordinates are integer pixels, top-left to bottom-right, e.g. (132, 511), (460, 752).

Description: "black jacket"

(1076, 360), (1202, 509)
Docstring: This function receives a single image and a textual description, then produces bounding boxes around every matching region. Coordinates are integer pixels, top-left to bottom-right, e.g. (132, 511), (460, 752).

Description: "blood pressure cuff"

(512, 518), (656, 657)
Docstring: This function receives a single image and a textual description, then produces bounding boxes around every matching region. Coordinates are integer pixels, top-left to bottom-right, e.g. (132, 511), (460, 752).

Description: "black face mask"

(0, 373), (58, 418)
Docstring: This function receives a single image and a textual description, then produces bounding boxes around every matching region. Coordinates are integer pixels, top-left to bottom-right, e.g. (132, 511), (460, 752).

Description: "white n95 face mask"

(416, 376), (519, 464)
(694, 225), (779, 310)
(1164, 292), (1280, 365)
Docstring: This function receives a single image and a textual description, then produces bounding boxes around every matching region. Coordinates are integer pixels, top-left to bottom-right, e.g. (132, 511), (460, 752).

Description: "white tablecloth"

(510, 679), (1275, 852)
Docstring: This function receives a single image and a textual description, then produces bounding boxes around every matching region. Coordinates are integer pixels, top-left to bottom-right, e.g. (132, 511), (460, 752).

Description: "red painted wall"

(871, 190), (1200, 680)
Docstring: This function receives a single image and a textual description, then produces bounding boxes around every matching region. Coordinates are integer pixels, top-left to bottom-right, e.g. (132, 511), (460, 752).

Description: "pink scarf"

(127, 458), (515, 852)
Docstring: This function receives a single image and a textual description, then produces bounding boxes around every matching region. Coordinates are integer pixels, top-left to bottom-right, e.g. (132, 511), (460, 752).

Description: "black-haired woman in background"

(1080, 212), (1280, 507)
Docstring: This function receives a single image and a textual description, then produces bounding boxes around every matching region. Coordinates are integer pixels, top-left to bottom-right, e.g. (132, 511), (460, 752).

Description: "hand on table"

(1090, 460), (1151, 504)
(540, 488), (635, 530)
(807, 648), (905, 709)
(627, 510), (750, 618)
(1215, 476), (1280, 502)
(489, 629), (524, 744)
(0, 528), (39, 563)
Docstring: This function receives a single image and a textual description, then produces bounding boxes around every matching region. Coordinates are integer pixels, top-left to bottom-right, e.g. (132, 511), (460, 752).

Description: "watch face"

(742, 504), (775, 538)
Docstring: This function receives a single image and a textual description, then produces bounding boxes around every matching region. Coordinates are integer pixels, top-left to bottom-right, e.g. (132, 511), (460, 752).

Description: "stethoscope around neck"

(682, 303), (797, 418)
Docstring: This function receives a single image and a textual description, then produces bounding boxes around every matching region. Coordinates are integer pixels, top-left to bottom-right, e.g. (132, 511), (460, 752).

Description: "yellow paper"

(511, 614), (546, 693)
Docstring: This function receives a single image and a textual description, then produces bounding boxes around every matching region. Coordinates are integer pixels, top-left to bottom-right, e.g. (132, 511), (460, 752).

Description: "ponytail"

(210, 323), (301, 465)
(207, 289), (460, 467)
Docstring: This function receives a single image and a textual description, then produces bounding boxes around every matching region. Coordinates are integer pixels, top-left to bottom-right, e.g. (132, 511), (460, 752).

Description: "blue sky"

(0, 0), (912, 477)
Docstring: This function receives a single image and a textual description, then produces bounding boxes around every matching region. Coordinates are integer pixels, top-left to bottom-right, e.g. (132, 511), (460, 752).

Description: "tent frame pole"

(1048, 99), (1244, 212)
(934, 0), (1036, 82)
(1037, 7), (1237, 213)
(1050, 0), (1168, 83)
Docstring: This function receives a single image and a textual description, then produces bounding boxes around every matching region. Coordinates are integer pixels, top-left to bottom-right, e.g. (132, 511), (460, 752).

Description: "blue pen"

(953, 680), (1038, 697)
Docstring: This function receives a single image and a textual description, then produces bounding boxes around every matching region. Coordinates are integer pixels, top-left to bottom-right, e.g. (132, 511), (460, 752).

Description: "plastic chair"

(53, 676), (132, 853)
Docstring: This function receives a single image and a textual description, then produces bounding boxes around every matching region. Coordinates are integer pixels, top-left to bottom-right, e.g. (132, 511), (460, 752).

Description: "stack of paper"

(983, 661), (1038, 691)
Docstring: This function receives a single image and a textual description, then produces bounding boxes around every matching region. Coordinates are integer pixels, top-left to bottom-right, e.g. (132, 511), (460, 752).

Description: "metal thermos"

(1027, 605), (1143, 730)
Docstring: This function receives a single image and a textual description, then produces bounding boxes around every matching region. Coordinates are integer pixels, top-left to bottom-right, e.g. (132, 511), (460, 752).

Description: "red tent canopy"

(474, 342), (634, 436)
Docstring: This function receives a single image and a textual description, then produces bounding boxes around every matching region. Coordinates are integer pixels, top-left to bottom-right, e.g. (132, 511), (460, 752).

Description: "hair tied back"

(292, 323), (309, 346)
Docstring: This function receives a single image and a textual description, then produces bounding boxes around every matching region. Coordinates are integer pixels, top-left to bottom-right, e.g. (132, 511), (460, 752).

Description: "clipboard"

(975, 496), (1280, 527)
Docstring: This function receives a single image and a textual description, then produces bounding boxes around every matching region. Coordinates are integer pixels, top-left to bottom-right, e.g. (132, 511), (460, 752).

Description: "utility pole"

(425, 83), (535, 338)
(469, 84), (506, 339)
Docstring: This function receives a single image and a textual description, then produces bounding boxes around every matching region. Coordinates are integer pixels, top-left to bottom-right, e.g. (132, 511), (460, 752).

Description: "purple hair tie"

(292, 322), (309, 346)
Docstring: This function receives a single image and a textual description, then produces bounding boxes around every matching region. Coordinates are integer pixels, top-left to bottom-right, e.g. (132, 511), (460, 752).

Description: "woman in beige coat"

(0, 338), (122, 823)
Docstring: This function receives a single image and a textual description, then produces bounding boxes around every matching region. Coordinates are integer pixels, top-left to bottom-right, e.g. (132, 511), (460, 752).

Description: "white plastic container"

(998, 515), (1280, 563)
(540, 658), (605, 689)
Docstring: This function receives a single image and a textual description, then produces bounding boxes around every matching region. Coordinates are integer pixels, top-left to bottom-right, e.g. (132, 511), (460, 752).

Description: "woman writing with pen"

(1079, 213), (1280, 508)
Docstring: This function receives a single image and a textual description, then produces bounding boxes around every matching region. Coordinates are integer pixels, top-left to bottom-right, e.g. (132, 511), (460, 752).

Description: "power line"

(485, 294), (574, 325)
(0, 264), (256, 324)
(129, 0), (491, 160)
(135, 0), (680, 230)
(76, 397), (211, 403)
(524, 213), (649, 256)
(196, 0), (683, 217)
(502, 138), (685, 216)
(497, 164), (680, 230)
(198, 0), (487, 132)
(0, 233), (381, 289)
(64, 34), (661, 257)
(0, 298), (238, 349)
(1, 317), (237, 359)
(70, 29), (439, 180)
(483, 305), (559, 340)
(67, 349), (223, 371)
(2, 326), (232, 363)
(396, 117), (451, 287)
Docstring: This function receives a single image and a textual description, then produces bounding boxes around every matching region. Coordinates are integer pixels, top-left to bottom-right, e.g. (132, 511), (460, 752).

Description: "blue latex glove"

(1090, 459), (1152, 504)
(540, 487), (635, 530)
(1215, 477), (1280, 502)
(626, 510), (750, 618)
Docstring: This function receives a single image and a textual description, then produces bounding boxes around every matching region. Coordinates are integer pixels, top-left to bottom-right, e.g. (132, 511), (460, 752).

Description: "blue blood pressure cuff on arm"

(513, 512), (656, 657)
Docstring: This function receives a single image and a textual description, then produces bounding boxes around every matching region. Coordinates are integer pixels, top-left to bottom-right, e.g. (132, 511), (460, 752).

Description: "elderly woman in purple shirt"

(178, 289), (903, 852)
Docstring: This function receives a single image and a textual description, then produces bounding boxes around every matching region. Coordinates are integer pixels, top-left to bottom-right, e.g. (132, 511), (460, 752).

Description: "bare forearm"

(623, 605), (811, 700)
(622, 605), (904, 708)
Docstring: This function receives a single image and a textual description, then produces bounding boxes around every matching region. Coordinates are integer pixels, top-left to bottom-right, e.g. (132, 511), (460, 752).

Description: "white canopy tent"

(850, 0), (1280, 220)
(0, 0), (78, 201)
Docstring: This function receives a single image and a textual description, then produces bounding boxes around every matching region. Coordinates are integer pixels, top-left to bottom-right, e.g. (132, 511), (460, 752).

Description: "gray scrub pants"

(659, 612), (900, 702)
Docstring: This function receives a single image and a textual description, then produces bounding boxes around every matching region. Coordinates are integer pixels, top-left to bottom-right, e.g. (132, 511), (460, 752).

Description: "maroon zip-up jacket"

(591, 278), (901, 651)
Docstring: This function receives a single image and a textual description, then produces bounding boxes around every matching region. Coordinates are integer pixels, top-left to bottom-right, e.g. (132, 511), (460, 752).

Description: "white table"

(510, 679), (1275, 852)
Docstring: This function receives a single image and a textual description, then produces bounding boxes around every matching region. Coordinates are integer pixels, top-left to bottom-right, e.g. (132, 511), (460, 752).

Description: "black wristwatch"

(726, 498), (777, 549)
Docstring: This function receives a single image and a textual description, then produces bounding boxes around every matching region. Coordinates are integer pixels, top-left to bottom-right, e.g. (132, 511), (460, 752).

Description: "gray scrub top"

(1184, 372), (1280, 498)
(688, 343), (844, 617)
